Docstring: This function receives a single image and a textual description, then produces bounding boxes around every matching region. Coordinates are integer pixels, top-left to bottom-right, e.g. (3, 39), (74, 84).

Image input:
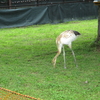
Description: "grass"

(0, 19), (100, 100)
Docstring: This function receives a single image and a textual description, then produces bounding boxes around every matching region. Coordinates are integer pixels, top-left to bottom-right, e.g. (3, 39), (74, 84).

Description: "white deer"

(52, 30), (81, 69)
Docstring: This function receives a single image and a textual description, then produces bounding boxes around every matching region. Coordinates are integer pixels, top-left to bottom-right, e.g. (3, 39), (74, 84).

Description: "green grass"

(0, 19), (100, 100)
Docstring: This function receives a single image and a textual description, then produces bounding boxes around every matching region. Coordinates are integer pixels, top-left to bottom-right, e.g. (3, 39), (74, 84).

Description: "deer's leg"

(52, 44), (62, 68)
(68, 44), (78, 67)
(63, 46), (66, 69)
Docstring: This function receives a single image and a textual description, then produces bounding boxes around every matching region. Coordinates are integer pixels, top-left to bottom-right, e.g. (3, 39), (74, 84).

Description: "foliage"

(0, 19), (100, 100)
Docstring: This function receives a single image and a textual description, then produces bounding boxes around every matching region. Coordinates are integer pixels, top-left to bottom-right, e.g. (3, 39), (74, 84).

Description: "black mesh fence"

(0, 2), (98, 28)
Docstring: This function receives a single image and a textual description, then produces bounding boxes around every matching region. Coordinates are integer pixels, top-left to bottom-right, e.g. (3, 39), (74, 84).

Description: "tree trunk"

(97, 5), (100, 42)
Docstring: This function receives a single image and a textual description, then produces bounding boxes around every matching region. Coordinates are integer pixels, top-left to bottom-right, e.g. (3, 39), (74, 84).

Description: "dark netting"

(0, 2), (98, 28)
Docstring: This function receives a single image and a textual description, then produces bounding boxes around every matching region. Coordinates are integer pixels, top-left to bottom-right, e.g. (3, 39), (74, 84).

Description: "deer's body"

(52, 30), (81, 68)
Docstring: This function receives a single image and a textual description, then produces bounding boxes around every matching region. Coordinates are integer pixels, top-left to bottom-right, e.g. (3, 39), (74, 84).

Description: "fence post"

(8, 0), (11, 9)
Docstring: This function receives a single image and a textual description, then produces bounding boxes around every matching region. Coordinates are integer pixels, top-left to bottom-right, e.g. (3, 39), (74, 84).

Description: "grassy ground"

(0, 19), (100, 100)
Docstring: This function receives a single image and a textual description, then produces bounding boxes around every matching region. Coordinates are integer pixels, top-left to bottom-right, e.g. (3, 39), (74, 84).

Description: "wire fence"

(0, 0), (93, 9)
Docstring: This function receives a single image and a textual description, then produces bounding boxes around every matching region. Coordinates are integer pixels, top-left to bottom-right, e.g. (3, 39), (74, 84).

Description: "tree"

(96, 5), (100, 42)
